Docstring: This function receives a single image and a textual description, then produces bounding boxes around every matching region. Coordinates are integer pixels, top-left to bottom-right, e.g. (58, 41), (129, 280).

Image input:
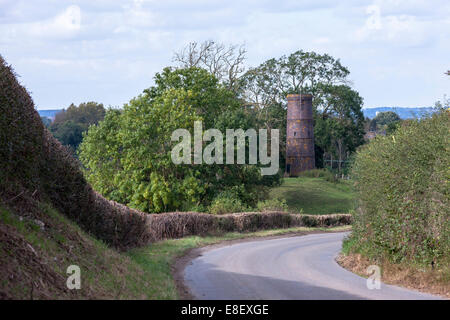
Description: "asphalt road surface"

(184, 232), (441, 300)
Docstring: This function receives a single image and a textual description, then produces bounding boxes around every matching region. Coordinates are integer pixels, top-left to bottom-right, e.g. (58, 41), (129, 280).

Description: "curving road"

(184, 232), (441, 300)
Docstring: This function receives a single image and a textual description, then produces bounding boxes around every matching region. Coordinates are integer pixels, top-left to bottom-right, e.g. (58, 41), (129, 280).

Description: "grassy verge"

(338, 236), (449, 298)
(269, 177), (355, 214)
(337, 252), (449, 299)
(127, 225), (351, 300)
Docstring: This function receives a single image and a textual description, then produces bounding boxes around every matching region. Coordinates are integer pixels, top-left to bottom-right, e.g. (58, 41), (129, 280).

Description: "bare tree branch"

(173, 40), (247, 91)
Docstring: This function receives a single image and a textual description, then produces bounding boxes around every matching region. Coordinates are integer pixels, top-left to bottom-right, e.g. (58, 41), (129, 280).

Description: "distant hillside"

(362, 107), (435, 119)
(37, 109), (62, 120)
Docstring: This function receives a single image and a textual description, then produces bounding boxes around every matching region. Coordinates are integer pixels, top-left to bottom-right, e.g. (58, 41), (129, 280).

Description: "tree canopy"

(50, 102), (105, 151)
(79, 67), (281, 213)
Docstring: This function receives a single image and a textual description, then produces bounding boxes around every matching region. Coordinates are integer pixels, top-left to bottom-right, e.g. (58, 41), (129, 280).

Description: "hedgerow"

(347, 110), (449, 266)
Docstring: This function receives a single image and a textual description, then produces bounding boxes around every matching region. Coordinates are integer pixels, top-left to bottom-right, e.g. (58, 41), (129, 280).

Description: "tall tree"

(240, 50), (350, 108)
(240, 50), (363, 170)
(315, 84), (365, 171)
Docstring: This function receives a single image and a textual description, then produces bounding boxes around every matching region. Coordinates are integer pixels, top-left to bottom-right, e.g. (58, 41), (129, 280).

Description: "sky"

(0, 0), (449, 110)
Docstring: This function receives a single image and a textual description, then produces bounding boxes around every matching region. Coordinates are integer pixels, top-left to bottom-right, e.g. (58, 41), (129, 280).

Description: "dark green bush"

(348, 110), (449, 266)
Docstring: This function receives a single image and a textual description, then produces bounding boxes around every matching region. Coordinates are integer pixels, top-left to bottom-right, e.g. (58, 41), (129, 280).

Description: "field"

(269, 177), (356, 214)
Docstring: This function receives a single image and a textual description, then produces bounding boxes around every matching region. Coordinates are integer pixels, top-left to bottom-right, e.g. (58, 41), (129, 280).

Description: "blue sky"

(1, 0), (449, 110)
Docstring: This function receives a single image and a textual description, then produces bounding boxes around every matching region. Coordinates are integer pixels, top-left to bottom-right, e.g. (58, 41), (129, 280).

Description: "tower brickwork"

(285, 94), (315, 176)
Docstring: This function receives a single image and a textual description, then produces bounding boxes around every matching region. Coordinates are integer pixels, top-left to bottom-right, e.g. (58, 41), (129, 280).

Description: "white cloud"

(1, 5), (81, 41)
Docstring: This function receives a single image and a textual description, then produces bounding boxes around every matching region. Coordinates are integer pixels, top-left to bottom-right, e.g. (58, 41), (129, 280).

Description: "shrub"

(257, 198), (289, 212)
(208, 193), (248, 215)
(348, 110), (449, 266)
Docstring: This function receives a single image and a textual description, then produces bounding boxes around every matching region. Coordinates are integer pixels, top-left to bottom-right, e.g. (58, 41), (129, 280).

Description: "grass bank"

(269, 177), (355, 214)
(0, 204), (154, 299)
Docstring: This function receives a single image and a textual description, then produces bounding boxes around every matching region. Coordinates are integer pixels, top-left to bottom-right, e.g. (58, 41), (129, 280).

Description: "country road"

(184, 232), (442, 300)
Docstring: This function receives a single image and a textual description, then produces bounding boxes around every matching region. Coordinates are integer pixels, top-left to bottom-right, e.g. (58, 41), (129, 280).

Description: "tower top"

(287, 94), (312, 101)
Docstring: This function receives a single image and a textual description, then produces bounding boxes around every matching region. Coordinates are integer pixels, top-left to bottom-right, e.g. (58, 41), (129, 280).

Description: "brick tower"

(285, 94), (315, 176)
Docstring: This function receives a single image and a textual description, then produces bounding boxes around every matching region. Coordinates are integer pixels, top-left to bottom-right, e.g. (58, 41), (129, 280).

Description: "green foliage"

(80, 67), (280, 213)
(349, 110), (450, 266)
(0, 54), (151, 250)
(208, 192), (248, 215)
(50, 102), (105, 151)
(80, 89), (203, 213)
(256, 198), (289, 212)
(369, 111), (401, 133)
(51, 120), (84, 151)
(372, 111), (401, 126)
(385, 120), (401, 135)
(314, 84), (365, 171)
(240, 50), (349, 105)
(144, 67), (239, 127)
(0, 55), (44, 192)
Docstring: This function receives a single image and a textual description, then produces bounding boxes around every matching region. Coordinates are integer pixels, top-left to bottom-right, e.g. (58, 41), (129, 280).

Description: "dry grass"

(337, 253), (450, 299)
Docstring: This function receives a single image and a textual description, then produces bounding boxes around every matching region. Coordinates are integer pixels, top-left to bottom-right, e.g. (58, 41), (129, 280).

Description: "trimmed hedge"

(145, 212), (351, 241)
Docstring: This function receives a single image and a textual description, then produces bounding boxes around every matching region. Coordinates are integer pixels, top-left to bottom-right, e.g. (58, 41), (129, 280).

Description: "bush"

(348, 110), (449, 266)
(208, 193), (248, 215)
(257, 198), (289, 212)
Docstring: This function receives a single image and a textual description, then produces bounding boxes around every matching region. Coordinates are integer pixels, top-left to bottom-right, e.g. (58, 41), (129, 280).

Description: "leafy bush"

(257, 198), (289, 212)
(208, 192), (248, 215)
(348, 110), (449, 266)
